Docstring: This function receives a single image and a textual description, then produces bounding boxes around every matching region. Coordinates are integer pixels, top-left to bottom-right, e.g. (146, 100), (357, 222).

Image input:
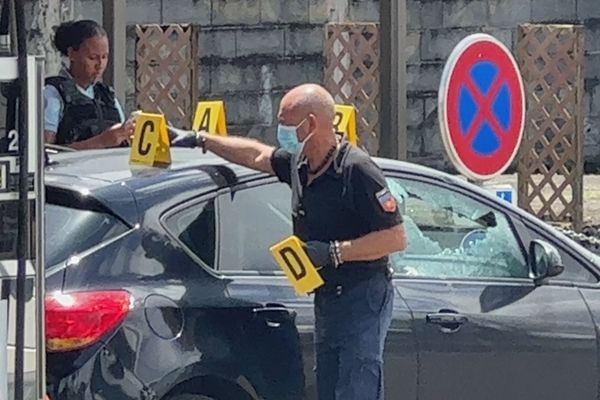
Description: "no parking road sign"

(439, 34), (526, 181)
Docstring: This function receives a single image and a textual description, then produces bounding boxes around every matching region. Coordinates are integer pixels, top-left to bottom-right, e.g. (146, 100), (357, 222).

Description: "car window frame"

(215, 172), (534, 283)
(215, 177), (291, 276)
(160, 192), (222, 274)
(383, 170), (535, 284)
(179, 167), (600, 287)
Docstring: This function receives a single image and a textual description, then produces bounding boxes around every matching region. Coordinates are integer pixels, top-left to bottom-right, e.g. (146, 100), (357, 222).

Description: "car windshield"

(45, 203), (129, 268)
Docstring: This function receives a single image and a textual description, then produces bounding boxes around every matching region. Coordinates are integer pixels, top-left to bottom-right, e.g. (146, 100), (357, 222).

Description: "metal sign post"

(0, 55), (45, 400)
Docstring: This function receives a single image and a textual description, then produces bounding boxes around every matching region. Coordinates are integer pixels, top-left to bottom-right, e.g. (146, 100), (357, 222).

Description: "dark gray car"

(209, 154), (600, 400)
(45, 148), (600, 400)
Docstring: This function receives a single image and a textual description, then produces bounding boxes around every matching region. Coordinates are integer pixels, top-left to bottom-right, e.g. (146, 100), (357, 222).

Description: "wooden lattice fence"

(135, 24), (198, 129)
(516, 24), (585, 230)
(324, 23), (380, 155)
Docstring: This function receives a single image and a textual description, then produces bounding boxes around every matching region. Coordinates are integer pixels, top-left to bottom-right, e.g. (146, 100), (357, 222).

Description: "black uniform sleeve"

(270, 147), (292, 184)
(348, 158), (403, 231)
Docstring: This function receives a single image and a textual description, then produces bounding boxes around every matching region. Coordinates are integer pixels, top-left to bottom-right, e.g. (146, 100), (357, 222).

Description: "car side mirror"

(530, 240), (564, 284)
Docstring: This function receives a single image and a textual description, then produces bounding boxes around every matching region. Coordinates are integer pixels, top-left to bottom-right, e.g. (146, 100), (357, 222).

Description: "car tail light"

(45, 290), (133, 352)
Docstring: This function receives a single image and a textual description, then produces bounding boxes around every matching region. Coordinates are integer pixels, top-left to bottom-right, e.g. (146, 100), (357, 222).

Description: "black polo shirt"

(270, 140), (403, 287)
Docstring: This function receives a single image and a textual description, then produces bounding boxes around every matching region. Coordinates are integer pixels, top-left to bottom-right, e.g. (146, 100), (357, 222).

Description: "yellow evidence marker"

(270, 236), (325, 295)
(129, 112), (172, 167)
(192, 100), (228, 135)
(333, 104), (358, 146)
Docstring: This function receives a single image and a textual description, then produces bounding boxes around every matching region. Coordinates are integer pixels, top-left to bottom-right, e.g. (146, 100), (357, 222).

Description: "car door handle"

(426, 313), (468, 325)
(253, 305), (297, 328)
(426, 311), (468, 333)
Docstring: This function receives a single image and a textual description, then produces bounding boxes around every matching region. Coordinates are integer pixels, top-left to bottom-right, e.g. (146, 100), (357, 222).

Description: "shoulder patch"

(376, 188), (397, 213)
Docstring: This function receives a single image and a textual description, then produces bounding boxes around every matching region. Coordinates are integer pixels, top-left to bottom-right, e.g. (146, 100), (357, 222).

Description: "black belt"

(316, 265), (393, 296)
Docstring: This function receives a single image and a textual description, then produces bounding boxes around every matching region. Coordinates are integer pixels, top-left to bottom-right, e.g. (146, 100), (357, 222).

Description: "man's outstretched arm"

(169, 127), (276, 174)
(200, 133), (276, 174)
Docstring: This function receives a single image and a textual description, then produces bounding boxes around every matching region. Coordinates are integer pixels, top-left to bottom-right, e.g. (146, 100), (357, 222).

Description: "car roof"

(45, 148), (257, 187)
(45, 147), (457, 187)
(44, 147), (507, 226)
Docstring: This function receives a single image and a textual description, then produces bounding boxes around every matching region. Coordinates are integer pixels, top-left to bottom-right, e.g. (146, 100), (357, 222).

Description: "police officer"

(44, 20), (135, 149)
(177, 83), (407, 400)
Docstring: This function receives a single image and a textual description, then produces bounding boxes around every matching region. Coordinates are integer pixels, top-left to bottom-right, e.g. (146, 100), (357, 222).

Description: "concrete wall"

(19, 0), (600, 170)
(405, 0), (600, 171)
(118, 0), (376, 144)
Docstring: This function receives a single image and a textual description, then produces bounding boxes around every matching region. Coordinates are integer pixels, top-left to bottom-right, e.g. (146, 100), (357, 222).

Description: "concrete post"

(380, 0), (407, 160)
(103, 0), (127, 107)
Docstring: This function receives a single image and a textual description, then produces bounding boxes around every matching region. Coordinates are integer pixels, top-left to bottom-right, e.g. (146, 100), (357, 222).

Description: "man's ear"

(307, 113), (318, 132)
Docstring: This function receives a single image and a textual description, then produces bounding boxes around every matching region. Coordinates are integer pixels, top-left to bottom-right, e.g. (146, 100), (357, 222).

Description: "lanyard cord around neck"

(308, 144), (337, 175)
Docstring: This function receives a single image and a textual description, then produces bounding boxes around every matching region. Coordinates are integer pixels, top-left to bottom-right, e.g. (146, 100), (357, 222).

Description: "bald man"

(177, 84), (407, 400)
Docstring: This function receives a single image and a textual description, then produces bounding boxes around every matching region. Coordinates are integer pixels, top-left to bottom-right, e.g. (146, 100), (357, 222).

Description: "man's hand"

(304, 241), (333, 269)
(168, 126), (199, 148)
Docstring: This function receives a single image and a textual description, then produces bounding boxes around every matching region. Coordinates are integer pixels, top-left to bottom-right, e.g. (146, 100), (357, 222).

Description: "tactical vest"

(45, 76), (122, 145)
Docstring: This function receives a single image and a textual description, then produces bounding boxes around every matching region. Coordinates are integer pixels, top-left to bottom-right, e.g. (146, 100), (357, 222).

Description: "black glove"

(168, 126), (198, 148)
(304, 241), (333, 269)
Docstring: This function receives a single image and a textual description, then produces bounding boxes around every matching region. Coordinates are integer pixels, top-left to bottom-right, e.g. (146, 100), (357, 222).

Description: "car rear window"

(45, 203), (129, 268)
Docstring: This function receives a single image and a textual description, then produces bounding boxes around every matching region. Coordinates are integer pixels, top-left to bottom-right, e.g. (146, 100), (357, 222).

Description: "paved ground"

(483, 174), (600, 226)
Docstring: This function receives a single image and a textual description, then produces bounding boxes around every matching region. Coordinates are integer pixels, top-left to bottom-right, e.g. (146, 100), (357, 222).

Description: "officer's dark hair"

(54, 20), (107, 56)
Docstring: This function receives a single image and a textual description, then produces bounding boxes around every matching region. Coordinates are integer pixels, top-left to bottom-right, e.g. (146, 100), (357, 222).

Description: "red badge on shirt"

(376, 188), (397, 213)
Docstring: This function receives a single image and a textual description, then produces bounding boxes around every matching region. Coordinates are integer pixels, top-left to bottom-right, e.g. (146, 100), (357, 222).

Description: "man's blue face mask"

(277, 118), (308, 154)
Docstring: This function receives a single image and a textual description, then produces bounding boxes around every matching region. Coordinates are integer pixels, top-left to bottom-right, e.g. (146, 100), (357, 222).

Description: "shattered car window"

(387, 178), (529, 279)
